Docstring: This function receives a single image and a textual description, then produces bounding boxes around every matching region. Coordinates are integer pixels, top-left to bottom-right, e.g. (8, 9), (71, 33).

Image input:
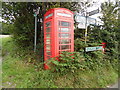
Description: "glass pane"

(59, 28), (61, 32)
(59, 40), (61, 44)
(46, 39), (50, 44)
(61, 45), (69, 50)
(46, 45), (50, 50)
(47, 51), (51, 55)
(59, 33), (61, 38)
(47, 56), (51, 59)
(46, 34), (50, 38)
(61, 21), (70, 27)
(61, 28), (69, 32)
(70, 45), (71, 49)
(61, 34), (70, 38)
(59, 21), (61, 26)
(46, 28), (50, 32)
(46, 22), (51, 27)
(59, 46), (61, 50)
(60, 39), (70, 44)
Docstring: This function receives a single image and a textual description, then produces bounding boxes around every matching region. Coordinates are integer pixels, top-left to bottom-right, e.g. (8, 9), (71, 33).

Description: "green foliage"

(2, 1), (119, 88)
(1, 22), (14, 35)
(2, 2), (80, 50)
(79, 1), (120, 72)
(100, 1), (119, 57)
(2, 55), (36, 88)
(48, 50), (115, 74)
(1, 37), (16, 57)
(49, 52), (85, 74)
(2, 37), (118, 88)
(101, 1), (119, 70)
(74, 38), (86, 52)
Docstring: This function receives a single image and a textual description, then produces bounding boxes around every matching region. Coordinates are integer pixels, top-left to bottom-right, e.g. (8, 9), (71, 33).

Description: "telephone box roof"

(44, 8), (73, 16)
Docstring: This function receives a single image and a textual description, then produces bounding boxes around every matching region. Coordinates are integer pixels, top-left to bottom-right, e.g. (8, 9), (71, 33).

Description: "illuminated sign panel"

(45, 13), (53, 19)
(57, 13), (71, 17)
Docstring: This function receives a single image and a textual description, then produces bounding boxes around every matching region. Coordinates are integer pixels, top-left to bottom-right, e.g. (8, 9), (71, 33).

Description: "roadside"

(0, 35), (11, 38)
(1, 35), (118, 88)
(0, 57), (2, 89)
(1, 35), (13, 88)
(107, 79), (119, 89)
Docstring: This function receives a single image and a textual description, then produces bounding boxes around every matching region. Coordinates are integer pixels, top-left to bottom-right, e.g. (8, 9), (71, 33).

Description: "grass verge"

(2, 37), (118, 88)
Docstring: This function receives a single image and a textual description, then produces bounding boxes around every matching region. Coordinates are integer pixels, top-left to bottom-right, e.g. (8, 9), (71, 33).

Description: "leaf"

(52, 60), (59, 65)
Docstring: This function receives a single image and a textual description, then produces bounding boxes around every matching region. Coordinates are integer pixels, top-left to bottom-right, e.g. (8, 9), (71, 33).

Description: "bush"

(47, 52), (85, 74)
(47, 51), (105, 74)
(1, 23), (14, 35)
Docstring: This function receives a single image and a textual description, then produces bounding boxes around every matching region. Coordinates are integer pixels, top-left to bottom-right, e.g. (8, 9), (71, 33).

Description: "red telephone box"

(44, 8), (74, 69)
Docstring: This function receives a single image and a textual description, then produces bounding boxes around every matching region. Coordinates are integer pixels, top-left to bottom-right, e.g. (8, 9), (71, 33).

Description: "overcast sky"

(0, 0), (117, 22)
(86, 0), (117, 22)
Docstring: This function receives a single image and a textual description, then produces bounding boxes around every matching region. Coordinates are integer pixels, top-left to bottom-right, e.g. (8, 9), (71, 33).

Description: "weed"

(2, 37), (118, 88)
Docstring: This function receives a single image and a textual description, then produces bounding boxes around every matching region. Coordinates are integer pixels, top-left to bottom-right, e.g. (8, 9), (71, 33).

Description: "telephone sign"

(45, 13), (53, 19)
(57, 13), (72, 17)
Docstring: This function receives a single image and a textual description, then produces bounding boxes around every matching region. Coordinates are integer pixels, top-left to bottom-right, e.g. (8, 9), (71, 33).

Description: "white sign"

(57, 13), (71, 17)
(75, 15), (96, 29)
(87, 17), (96, 25)
(75, 15), (86, 23)
(78, 22), (86, 29)
(86, 46), (103, 52)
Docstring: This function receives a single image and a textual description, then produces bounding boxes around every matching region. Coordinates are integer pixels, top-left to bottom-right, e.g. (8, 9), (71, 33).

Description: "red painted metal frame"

(44, 8), (74, 69)
(101, 42), (106, 53)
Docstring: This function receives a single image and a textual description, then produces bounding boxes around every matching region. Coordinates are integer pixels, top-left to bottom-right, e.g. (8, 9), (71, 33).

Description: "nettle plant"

(48, 51), (86, 74)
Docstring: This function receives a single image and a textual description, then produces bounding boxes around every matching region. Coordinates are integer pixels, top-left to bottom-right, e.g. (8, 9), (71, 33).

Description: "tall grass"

(2, 37), (118, 88)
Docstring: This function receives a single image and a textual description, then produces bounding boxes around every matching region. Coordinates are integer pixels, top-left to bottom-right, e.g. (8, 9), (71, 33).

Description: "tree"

(1, 22), (14, 35)
(2, 2), (81, 57)
(74, 0), (98, 43)
(100, 1), (120, 60)
(87, 1), (119, 64)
